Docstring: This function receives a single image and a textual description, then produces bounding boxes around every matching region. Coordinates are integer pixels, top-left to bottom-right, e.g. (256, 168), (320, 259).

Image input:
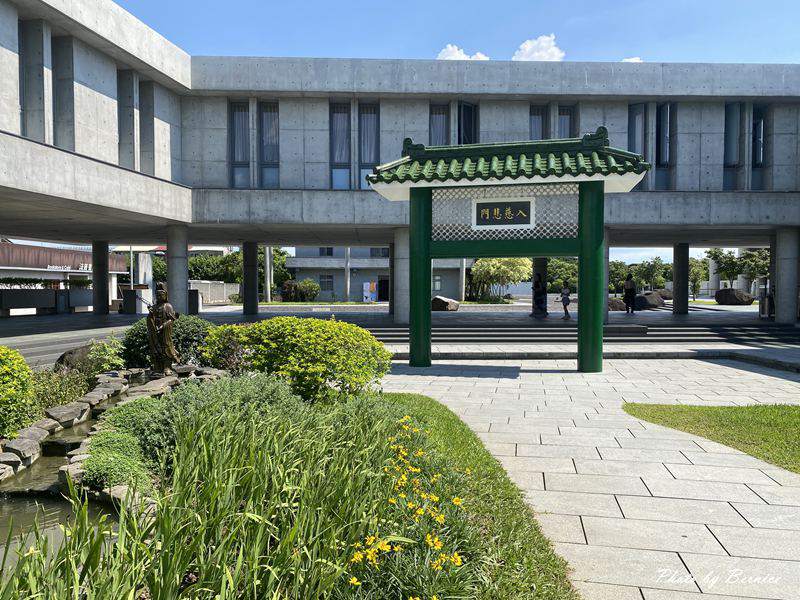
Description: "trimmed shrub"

(122, 315), (213, 368)
(203, 317), (392, 401)
(0, 346), (34, 437)
(297, 278), (320, 301)
(82, 430), (151, 491)
(280, 279), (300, 302)
(74, 337), (125, 381)
(30, 369), (89, 413)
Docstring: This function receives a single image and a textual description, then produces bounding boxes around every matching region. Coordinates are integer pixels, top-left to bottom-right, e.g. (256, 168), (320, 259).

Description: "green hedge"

(82, 430), (151, 491)
(202, 317), (392, 400)
(122, 315), (213, 368)
(0, 346), (34, 438)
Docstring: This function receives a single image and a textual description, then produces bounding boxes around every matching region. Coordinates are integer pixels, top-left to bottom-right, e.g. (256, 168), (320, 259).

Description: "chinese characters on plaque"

(473, 200), (532, 229)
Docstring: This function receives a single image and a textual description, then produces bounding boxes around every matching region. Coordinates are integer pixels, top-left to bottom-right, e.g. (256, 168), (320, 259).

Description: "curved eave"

(369, 170), (646, 202)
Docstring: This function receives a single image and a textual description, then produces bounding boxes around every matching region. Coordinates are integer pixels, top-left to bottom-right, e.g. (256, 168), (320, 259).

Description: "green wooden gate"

(368, 127), (649, 373)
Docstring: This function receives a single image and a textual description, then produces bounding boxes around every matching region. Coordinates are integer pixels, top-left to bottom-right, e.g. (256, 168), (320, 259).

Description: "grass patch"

(624, 403), (800, 473)
(385, 392), (577, 600)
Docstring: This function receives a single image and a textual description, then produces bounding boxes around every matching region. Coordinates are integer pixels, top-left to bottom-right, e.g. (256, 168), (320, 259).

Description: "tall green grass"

(1, 376), (480, 599)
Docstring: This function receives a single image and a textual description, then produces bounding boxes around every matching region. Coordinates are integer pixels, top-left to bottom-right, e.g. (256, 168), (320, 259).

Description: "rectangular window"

(432, 274), (442, 292)
(319, 274), (334, 292)
(558, 106), (575, 138)
(319, 247), (333, 257)
(458, 101), (478, 144)
(258, 102), (279, 189)
(370, 247), (389, 258)
(358, 103), (379, 189)
(330, 103), (351, 189)
(752, 105), (766, 190)
(429, 104), (450, 145)
(530, 105), (547, 140)
(628, 104), (646, 155)
(229, 102), (250, 188)
(656, 103), (671, 167)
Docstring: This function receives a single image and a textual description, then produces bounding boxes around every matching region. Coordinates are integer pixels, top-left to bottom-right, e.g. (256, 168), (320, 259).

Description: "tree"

(186, 247), (290, 292)
(688, 257), (707, 300)
(740, 249), (770, 283)
(632, 257), (666, 290)
(705, 248), (741, 288)
(608, 260), (629, 294)
(546, 257), (578, 293)
(471, 257), (532, 299)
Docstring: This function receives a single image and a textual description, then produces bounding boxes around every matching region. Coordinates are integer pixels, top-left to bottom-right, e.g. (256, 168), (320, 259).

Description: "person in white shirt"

(560, 281), (572, 320)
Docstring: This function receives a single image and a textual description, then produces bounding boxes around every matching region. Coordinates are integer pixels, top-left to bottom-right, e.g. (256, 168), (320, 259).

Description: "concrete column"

(736, 248), (753, 293)
(263, 245), (272, 303)
(109, 274), (118, 301)
(139, 81), (154, 175)
(19, 20), (53, 143)
(167, 225), (188, 315)
(242, 241), (259, 315)
(738, 102), (753, 191)
(708, 254), (720, 295)
(531, 257), (548, 315)
(0, 0), (21, 134)
(393, 228), (410, 324)
(117, 70), (140, 170)
(547, 101), (559, 139)
(673, 243), (690, 315)
(137, 252), (153, 291)
(92, 241), (109, 315)
(344, 246), (351, 301)
(775, 228), (799, 324)
(644, 102), (657, 190)
(769, 234), (777, 296)
(51, 36), (76, 151)
(457, 258), (466, 302)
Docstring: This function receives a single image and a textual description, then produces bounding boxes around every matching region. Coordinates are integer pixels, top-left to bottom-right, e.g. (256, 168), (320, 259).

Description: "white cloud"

(622, 56), (643, 63)
(511, 34), (565, 62)
(436, 44), (489, 61)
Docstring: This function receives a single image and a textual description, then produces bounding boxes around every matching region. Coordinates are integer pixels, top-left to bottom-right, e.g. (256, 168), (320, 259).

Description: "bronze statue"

(146, 283), (180, 374)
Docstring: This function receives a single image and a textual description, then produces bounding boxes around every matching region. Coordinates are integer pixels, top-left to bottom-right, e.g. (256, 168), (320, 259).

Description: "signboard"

(362, 281), (377, 302)
(0, 243), (127, 273)
(472, 199), (533, 230)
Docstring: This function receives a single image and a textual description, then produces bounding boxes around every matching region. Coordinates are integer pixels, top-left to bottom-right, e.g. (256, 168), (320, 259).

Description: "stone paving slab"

(382, 357), (800, 599)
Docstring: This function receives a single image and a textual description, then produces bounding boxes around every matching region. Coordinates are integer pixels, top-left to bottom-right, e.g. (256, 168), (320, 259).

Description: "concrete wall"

(180, 96), (227, 187)
(672, 102), (725, 191)
(379, 99), (428, 162)
(577, 101), (628, 148)
(279, 98), (329, 189)
(766, 104), (800, 191)
(0, 0), (20, 134)
(478, 100), (528, 143)
(141, 82), (182, 180)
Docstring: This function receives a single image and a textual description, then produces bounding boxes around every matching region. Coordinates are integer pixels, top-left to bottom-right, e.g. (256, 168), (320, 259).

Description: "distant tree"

(471, 257), (532, 298)
(546, 258), (578, 293)
(705, 248), (741, 288)
(152, 255), (167, 283)
(688, 257), (708, 300)
(740, 249), (770, 284)
(608, 260), (629, 294)
(632, 257), (666, 290)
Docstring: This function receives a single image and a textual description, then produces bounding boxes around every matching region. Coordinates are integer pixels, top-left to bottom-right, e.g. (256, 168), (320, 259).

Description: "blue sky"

(116, 0), (800, 64)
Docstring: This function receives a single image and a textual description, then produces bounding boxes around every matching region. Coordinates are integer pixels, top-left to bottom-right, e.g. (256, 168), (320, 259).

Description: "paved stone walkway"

(383, 358), (800, 600)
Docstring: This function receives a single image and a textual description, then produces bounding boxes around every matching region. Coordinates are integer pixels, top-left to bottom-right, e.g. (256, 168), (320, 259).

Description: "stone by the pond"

(715, 287), (754, 305)
(4, 437), (41, 464)
(54, 344), (92, 371)
(197, 367), (227, 378)
(59, 463), (84, 486)
(46, 402), (89, 426)
(0, 451), (22, 470)
(15, 426), (50, 443)
(431, 295), (460, 311)
(174, 364), (197, 376)
(31, 417), (61, 433)
(70, 454), (90, 464)
(0, 464), (13, 481)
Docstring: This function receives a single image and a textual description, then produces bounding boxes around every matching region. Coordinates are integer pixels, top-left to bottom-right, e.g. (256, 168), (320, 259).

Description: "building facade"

(0, 0), (799, 323)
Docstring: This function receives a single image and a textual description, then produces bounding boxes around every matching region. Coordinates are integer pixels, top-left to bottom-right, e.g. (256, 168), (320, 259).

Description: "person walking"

(560, 281), (572, 320)
(623, 273), (636, 314)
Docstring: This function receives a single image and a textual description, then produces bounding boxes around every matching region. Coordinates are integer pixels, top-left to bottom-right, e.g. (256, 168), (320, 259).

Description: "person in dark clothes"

(623, 273), (636, 314)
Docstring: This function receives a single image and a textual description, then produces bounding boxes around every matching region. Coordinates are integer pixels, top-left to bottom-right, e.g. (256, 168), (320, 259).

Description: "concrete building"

(286, 246), (471, 302)
(0, 0), (799, 324)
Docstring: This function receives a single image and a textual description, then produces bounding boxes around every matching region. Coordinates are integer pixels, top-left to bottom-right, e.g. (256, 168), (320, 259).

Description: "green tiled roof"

(367, 127), (649, 186)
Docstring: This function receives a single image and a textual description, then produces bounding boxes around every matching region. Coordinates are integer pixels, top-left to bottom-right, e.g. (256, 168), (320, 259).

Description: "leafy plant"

(706, 248), (742, 288)
(82, 430), (151, 491)
(122, 315), (213, 368)
(297, 278), (321, 301)
(471, 258), (532, 299)
(203, 317), (392, 400)
(0, 346), (34, 437)
(30, 369), (89, 413)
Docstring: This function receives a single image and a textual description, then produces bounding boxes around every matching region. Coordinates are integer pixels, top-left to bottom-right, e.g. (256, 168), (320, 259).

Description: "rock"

(46, 402), (89, 427)
(0, 464), (13, 481)
(174, 364), (197, 376)
(81, 393), (106, 407)
(634, 291), (666, 311)
(70, 454), (90, 464)
(608, 297), (627, 311)
(431, 295), (460, 311)
(715, 288), (754, 305)
(4, 437), (41, 464)
(31, 418), (61, 433)
(58, 463), (84, 487)
(15, 426), (50, 443)
(654, 288), (673, 300)
(54, 344), (92, 371)
(197, 367), (228, 378)
(0, 452), (22, 470)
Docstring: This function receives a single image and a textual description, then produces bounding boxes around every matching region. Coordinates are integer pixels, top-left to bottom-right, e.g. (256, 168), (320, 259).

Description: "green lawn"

(624, 403), (800, 474)
(385, 392), (578, 600)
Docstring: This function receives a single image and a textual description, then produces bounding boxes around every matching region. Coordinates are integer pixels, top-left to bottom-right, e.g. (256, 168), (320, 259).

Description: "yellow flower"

(350, 551), (364, 563)
(451, 551), (463, 566)
(435, 514), (445, 524)
(452, 497), (463, 506)
(348, 576), (361, 586)
(365, 535), (377, 546)
(388, 497), (397, 505)
(414, 449), (425, 457)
